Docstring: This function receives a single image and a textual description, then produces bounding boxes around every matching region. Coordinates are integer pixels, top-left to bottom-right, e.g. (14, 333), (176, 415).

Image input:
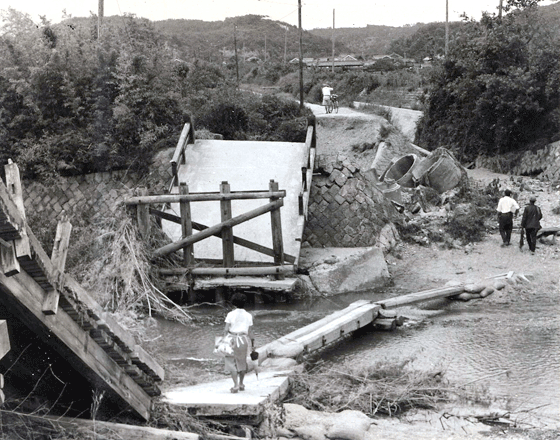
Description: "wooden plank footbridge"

(0, 161), (163, 421)
(125, 117), (317, 299)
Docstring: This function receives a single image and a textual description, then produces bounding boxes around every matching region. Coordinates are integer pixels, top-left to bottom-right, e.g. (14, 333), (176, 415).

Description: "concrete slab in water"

(163, 369), (293, 416)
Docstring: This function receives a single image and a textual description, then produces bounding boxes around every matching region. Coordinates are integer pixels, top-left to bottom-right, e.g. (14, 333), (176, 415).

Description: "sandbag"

(293, 424), (328, 440)
(445, 280), (463, 287)
(261, 357), (298, 370)
(456, 292), (476, 301)
(268, 340), (305, 359)
(327, 410), (371, 440)
(464, 283), (486, 294)
(479, 286), (495, 298)
(493, 280), (507, 290)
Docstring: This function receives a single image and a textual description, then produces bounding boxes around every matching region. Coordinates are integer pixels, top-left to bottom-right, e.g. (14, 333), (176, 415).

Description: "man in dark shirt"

(521, 196), (542, 254)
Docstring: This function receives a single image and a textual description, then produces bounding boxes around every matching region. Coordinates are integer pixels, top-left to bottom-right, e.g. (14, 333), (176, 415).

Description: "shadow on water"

(154, 287), (560, 420)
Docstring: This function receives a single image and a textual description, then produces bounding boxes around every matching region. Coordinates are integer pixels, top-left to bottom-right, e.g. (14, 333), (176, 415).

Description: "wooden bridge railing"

(170, 121), (195, 189)
(126, 180), (294, 278)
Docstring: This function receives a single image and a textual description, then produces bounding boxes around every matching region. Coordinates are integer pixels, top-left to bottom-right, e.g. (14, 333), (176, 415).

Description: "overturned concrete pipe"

(381, 154), (418, 188)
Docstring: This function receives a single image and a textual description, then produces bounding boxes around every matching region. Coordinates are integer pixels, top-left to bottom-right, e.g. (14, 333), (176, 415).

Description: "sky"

(1, 0), (557, 29)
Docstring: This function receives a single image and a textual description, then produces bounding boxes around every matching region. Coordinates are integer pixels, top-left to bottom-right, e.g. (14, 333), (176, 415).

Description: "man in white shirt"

(496, 189), (520, 247)
(322, 83), (333, 113)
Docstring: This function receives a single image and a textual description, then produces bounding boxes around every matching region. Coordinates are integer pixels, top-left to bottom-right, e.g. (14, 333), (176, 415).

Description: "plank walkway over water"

(163, 276), (513, 420)
(0, 163), (163, 421)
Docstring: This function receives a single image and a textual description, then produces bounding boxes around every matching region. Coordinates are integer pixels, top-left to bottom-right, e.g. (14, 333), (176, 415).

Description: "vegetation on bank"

(0, 9), (311, 181)
(416, 1), (560, 163)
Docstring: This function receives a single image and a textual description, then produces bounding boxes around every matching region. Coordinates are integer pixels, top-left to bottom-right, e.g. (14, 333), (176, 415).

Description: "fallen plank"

(258, 300), (372, 359)
(3, 412), (200, 440)
(194, 276), (298, 291)
(376, 285), (465, 309)
(296, 304), (381, 352)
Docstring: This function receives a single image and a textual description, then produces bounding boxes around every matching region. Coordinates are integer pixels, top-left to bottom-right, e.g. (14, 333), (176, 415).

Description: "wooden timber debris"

(0, 161), (163, 420)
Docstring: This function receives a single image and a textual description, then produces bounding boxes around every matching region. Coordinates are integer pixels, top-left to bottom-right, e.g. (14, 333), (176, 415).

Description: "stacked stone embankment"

(303, 155), (400, 248)
(514, 140), (560, 181)
(22, 149), (175, 224)
(476, 140), (560, 182)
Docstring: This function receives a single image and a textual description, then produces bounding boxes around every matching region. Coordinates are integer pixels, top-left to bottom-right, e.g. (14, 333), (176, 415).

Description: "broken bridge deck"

(0, 162), (163, 420)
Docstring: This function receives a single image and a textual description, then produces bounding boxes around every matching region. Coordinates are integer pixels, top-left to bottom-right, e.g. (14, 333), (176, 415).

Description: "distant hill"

(308, 24), (424, 57)
(153, 15), (351, 62)
(58, 2), (560, 63)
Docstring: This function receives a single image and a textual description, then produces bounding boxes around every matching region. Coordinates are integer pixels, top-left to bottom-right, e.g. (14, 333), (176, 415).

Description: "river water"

(154, 285), (560, 423)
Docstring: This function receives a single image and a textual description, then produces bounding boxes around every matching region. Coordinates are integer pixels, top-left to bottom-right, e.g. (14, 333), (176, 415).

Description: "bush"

(199, 102), (249, 140)
(444, 208), (487, 243)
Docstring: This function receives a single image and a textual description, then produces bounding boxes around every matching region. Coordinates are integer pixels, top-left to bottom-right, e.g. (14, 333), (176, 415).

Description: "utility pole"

(283, 27), (288, 65)
(98, 0), (104, 40)
(298, 0), (304, 111)
(332, 9), (335, 73)
(498, 0), (503, 19)
(445, 0), (449, 57)
(234, 25), (239, 85)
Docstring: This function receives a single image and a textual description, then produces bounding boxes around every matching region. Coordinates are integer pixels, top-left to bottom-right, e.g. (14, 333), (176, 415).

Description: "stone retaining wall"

(22, 149), (175, 224)
(475, 140), (560, 182)
(302, 155), (399, 247)
(514, 140), (560, 181)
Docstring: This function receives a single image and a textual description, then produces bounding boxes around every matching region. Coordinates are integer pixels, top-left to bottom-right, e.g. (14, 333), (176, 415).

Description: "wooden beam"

(3, 161), (31, 261)
(125, 190), (286, 205)
(43, 213), (73, 315)
(171, 122), (195, 182)
(220, 182), (234, 268)
(269, 181), (284, 280)
(0, 240), (20, 277)
(179, 183), (194, 265)
(3, 412), (200, 440)
(0, 320), (10, 361)
(0, 177), (23, 242)
(137, 187), (150, 239)
(150, 209), (296, 264)
(153, 199), (283, 257)
(194, 276), (298, 291)
(376, 285), (465, 309)
(160, 266), (295, 276)
(51, 213), (72, 273)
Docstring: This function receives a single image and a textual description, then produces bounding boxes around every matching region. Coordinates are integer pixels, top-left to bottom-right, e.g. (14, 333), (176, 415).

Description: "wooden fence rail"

(128, 180), (288, 278)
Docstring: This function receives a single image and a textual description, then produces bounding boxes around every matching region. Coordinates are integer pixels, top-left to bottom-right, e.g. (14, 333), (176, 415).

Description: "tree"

(416, 3), (559, 161)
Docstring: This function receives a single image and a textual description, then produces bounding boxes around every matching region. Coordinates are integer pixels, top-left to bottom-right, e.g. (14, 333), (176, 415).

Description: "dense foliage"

(415, 1), (560, 161)
(0, 10), (310, 180)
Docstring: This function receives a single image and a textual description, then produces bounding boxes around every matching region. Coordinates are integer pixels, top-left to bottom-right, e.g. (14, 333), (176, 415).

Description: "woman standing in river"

(223, 293), (255, 393)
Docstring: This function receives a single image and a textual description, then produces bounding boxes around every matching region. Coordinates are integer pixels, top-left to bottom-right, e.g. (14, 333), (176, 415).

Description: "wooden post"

(136, 187), (150, 239)
(4, 160), (31, 261)
(0, 320), (9, 405)
(0, 240), (20, 277)
(269, 180), (285, 280)
(301, 167), (307, 191)
(43, 213), (72, 315)
(220, 182), (234, 268)
(179, 183), (194, 266)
